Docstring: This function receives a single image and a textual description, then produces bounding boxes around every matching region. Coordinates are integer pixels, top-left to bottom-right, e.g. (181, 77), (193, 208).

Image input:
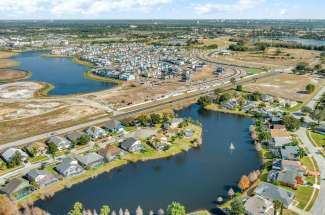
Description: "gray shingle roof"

(255, 182), (294, 207)
(0, 178), (31, 195)
(121, 137), (138, 150)
(76, 152), (103, 166)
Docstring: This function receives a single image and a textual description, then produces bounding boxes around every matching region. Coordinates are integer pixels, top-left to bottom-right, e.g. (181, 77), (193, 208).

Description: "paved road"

(306, 86), (325, 109)
(0, 63), (281, 153)
(296, 127), (325, 215)
(294, 87), (325, 215)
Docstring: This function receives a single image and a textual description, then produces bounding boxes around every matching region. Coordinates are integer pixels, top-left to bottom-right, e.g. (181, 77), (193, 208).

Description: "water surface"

(13, 51), (114, 96)
(36, 105), (261, 214)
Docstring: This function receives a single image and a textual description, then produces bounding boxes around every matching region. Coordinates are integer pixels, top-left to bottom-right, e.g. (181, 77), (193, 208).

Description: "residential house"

(0, 178), (33, 200)
(244, 195), (274, 215)
(222, 99), (238, 110)
(102, 120), (124, 132)
(184, 129), (194, 138)
(25, 142), (48, 156)
(270, 129), (290, 139)
(1, 148), (29, 163)
(314, 125), (325, 135)
(26, 169), (59, 188)
(66, 131), (86, 143)
(170, 118), (184, 129)
(85, 126), (106, 139)
(254, 182), (295, 208)
(98, 145), (125, 161)
(150, 136), (169, 152)
(281, 146), (300, 160)
(277, 169), (304, 189)
(261, 94), (274, 103)
(120, 137), (143, 152)
(76, 152), (104, 168)
(269, 137), (292, 148)
(47, 136), (72, 151)
(281, 160), (306, 173)
(55, 157), (84, 177)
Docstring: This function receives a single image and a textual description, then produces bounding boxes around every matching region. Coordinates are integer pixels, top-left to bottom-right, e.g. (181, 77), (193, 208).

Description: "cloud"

(0, 0), (173, 18)
(280, 9), (287, 15)
(194, 0), (265, 14)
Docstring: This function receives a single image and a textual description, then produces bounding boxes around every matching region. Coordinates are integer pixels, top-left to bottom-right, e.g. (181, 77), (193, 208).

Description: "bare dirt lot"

(198, 37), (231, 48)
(0, 51), (16, 59)
(0, 105), (104, 143)
(0, 82), (44, 99)
(0, 69), (28, 81)
(209, 48), (320, 69)
(0, 101), (64, 121)
(0, 59), (18, 68)
(244, 73), (323, 102)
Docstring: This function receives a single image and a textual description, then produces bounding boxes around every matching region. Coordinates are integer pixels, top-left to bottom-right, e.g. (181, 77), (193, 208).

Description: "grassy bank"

(84, 70), (123, 85)
(72, 57), (94, 67)
(34, 82), (54, 97)
(0, 70), (32, 83)
(204, 104), (252, 117)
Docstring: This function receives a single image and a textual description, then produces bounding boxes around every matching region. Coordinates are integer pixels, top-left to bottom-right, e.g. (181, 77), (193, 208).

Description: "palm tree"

(100, 205), (110, 215)
(273, 200), (283, 215)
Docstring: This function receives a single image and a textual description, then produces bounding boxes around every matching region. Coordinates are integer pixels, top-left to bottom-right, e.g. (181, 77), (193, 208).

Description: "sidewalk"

(296, 127), (325, 215)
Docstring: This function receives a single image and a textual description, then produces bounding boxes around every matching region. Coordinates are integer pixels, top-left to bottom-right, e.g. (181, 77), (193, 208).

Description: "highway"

(0, 68), (282, 152)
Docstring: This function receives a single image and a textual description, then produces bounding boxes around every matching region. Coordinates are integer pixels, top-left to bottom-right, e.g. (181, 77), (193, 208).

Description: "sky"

(0, 0), (324, 20)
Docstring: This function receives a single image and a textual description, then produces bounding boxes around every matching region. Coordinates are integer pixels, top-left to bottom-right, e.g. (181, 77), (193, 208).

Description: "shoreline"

(0, 70), (32, 83)
(84, 70), (123, 85)
(204, 104), (252, 117)
(19, 124), (202, 204)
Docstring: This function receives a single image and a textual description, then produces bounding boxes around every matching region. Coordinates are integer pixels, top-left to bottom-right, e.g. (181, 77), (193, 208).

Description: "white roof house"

(1, 148), (29, 163)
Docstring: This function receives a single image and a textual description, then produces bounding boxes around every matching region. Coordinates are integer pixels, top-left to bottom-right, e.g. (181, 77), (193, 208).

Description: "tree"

(248, 171), (258, 183)
(167, 202), (186, 215)
(283, 115), (301, 131)
(136, 206), (143, 215)
(306, 84), (316, 94)
(228, 188), (235, 199)
(158, 209), (165, 215)
(100, 205), (110, 215)
(48, 142), (58, 156)
(301, 106), (313, 114)
(0, 196), (19, 215)
(68, 202), (83, 215)
(7, 152), (22, 168)
(236, 85), (243, 91)
(230, 77), (236, 86)
(150, 113), (161, 125)
(124, 209), (130, 215)
(137, 114), (149, 126)
(230, 198), (245, 215)
(258, 130), (271, 142)
(214, 88), (222, 95)
(238, 175), (250, 191)
(78, 135), (91, 145)
(197, 96), (212, 107)
(312, 108), (325, 124)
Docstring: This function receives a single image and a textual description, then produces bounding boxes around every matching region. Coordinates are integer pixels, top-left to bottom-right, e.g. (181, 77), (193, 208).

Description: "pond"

(36, 105), (262, 214)
(13, 51), (114, 96)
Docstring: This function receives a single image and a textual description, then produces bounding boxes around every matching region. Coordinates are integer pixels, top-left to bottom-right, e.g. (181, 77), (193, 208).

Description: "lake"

(13, 51), (114, 96)
(256, 36), (325, 47)
(36, 105), (262, 214)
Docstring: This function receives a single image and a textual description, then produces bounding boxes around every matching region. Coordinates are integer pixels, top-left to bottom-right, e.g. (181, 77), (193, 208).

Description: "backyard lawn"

(309, 131), (325, 148)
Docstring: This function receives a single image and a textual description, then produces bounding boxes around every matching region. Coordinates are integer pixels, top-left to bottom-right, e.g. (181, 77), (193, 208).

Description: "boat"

(230, 142), (235, 150)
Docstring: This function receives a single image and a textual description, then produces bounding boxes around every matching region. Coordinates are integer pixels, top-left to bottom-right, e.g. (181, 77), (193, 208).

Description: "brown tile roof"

(98, 145), (122, 156)
(271, 129), (290, 138)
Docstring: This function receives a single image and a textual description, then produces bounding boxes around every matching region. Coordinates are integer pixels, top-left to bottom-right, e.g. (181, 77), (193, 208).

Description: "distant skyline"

(0, 0), (324, 20)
